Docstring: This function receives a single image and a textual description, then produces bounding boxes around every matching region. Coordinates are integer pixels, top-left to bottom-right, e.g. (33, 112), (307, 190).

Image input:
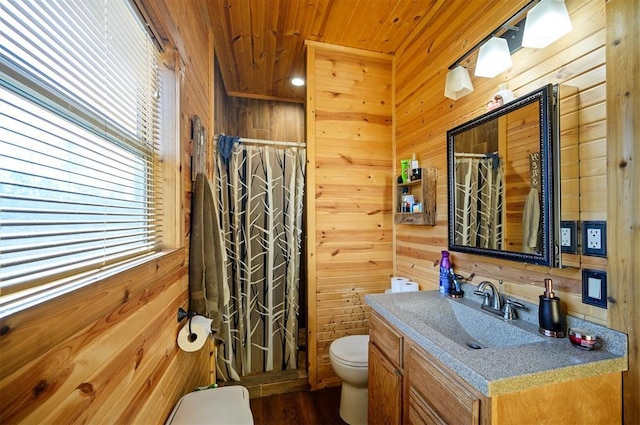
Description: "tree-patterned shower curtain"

(213, 140), (305, 381)
(454, 155), (504, 250)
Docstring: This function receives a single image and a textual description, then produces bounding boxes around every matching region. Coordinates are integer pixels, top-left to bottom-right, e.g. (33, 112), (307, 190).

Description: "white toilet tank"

(165, 385), (254, 425)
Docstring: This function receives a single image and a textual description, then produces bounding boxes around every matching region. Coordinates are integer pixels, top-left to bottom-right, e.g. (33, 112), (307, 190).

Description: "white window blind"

(0, 0), (163, 301)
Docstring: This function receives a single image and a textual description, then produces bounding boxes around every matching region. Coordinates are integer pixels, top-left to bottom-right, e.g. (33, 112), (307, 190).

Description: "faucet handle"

(474, 290), (491, 306)
(505, 299), (525, 308)
(503, 299), (525, 320)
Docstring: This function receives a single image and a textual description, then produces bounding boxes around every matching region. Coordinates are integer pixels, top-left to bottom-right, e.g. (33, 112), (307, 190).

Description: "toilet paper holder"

(177, 307), (198, 342)
(177, 307), (195, 323)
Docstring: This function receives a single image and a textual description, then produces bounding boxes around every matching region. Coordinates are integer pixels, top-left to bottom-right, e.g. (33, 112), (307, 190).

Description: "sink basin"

(393, 295), (544, 349)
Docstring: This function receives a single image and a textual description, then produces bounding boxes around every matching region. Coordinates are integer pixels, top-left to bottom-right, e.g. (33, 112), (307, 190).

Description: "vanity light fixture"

(522, 0), (573, 49)
(444, 66), (474, 100)
(442, 0), (573, 99)
(443, 2), (532, 99)
(474, 37), (513, 78)
(290, 77), (305, 87)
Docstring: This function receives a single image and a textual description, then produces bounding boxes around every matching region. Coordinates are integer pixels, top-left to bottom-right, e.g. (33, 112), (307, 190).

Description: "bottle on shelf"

(401, 159), (410, 183)
(410, 153), (421, 180)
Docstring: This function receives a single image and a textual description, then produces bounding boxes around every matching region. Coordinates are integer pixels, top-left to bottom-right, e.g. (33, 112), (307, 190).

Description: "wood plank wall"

(214, 56), (305, 143)
(0, 251), (209, 424)
(606, 0), (640, 421)
(394, 0), (608, 324)
(0, 0), (215, 423)
(306, 41), (394, 389)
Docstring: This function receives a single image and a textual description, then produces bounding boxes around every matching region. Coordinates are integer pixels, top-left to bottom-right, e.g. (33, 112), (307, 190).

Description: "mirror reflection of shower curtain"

(454, 156), (504, 249)
(213, 142), (305, 381)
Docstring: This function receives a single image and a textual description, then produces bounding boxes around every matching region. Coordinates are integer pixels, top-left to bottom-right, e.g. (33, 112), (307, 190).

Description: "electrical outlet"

(560, 221), (577, 254)
(587, 228), (601, 249)
(582, 221), (607, 257)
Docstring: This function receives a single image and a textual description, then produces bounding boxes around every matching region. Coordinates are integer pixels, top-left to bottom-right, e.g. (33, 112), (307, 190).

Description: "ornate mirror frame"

(446, 84), (558, 266)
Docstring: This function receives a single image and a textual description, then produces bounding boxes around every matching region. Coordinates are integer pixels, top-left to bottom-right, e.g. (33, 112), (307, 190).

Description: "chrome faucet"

(474, 280), (525, 320)
(474, 281), (503, 311)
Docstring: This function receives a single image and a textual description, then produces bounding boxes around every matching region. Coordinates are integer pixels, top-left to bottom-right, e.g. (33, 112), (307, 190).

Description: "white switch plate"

(587, 276), (602, 299)
(582, 269), (607, 308)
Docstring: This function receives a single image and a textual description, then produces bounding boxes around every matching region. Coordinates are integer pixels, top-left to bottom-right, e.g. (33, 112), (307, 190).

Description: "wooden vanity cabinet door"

(369, 312), (404, 425)
(405, 343), (490, 425)
(368, 343), (402, 425)
(369, 311), (403, 368)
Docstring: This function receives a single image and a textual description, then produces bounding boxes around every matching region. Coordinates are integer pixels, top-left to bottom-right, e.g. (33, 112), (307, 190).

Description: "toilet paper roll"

(391, 276), (409, 293)
(399, 281), (419, 292)
(177, 315), (213, 352)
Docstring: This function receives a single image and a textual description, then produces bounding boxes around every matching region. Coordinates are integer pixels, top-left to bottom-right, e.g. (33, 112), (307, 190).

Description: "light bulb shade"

(522, 0), (573, 49)
(474, 37), (513, 78)
(444, 66), (474, 100)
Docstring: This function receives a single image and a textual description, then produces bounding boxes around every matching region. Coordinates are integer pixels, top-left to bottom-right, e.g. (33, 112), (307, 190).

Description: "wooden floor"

(250, 386), (348, 425)
(227, 334), (348, 424)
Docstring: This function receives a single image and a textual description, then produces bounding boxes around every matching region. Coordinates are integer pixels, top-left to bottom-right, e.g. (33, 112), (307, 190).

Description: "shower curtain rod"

(454, 152), (494, 158)
(214, 134), (306, 148)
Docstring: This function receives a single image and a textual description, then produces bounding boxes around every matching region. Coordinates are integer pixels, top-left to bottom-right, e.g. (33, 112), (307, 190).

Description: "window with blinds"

(0, 0), (163, 304)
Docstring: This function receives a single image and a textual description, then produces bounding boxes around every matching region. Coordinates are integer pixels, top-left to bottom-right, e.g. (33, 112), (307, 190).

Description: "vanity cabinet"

(368, 312), (403, 425)
(369, 311), (489, 425)
(368, 310), (622, 425)
(405, 343), (489, 425)
(394, 167), (437, 225)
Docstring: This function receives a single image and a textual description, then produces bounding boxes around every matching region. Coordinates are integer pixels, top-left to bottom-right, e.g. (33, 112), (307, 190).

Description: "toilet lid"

(330, 335), (369, 367)
(165, 386), (253, 425)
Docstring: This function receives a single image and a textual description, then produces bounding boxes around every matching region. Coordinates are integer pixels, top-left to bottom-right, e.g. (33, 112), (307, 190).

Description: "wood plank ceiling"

(208, 0), (449, 103)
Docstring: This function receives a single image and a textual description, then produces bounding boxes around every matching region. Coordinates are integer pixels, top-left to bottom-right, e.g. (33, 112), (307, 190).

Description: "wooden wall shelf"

(394, 167), (437, 225)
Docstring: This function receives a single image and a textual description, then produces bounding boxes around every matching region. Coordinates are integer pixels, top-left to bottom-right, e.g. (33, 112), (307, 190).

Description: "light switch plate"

(582, 221), (607, 257)
(582, 269), (607, 308)
(560, 220), (577, 254)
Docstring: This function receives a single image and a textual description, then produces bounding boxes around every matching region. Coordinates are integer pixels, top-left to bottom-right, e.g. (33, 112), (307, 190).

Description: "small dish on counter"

(569, 327), (600, 350)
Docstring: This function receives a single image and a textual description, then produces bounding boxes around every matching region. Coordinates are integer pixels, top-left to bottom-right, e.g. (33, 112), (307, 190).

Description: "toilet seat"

(330, 335), (369, 367)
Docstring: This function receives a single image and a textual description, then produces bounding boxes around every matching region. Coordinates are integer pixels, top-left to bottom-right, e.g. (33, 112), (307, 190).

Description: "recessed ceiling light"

(290, 77), (305, 87)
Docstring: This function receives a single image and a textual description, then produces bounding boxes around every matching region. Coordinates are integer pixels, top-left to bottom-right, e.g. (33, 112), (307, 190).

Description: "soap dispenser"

(538, 279), (565, 337)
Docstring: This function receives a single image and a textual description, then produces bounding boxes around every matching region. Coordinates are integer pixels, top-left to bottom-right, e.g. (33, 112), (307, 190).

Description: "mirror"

(446, 84), (559, 266)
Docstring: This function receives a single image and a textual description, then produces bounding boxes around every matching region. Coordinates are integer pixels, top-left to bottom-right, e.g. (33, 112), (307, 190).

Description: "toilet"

(165, 385), (254, 424)
(329, 334), (370, 425)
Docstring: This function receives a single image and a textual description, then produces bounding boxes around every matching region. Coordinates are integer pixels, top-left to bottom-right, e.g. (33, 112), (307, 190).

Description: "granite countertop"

(364, 286), (628, 397)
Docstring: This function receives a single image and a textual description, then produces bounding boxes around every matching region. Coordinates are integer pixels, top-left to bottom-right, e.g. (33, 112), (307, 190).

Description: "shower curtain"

(213, 138), (305, 381)
(454, 156), (504, 249)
